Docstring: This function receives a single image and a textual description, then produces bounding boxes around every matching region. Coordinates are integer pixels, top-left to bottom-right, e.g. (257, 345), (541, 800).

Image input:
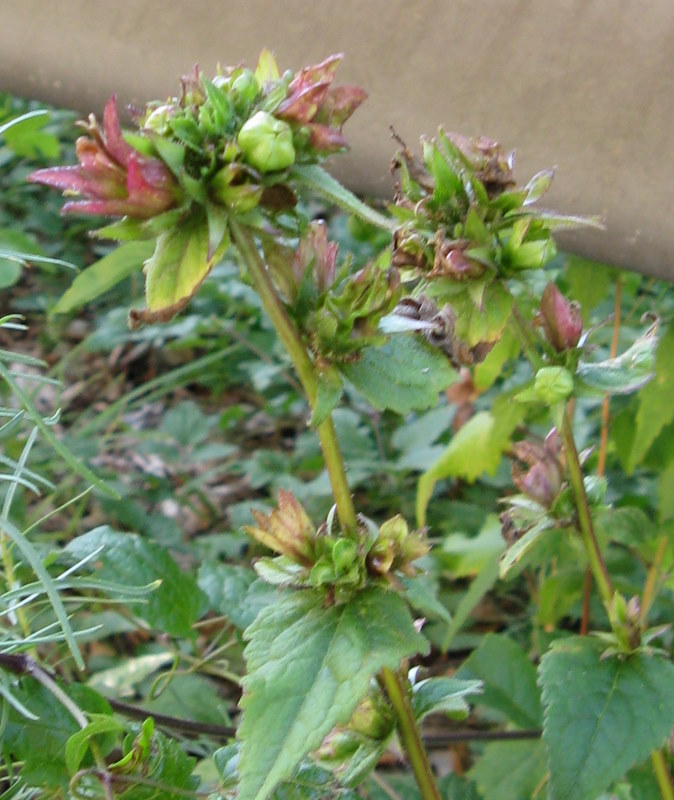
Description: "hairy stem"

(560, 408), (614, 608)
(229, 218), (357, 532)
(379, 667), (442, 800)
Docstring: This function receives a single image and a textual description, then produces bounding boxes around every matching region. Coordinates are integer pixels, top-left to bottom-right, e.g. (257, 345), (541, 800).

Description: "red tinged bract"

(28, 96), (180, 219)
(276, 54), (367, 152)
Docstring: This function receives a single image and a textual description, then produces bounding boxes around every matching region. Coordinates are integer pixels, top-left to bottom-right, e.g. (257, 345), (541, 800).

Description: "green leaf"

(400, 573), (452, 623)
(144, 210), (212, 314)
(539, 636), (674, 800)
(469, 740), (548, 800)
(658, 456), (674, 522)
(4, 680), (111, 789)
(66, 526), (205, 636)
(499, 517), (554, 578)
(198, 562), (279, 629)
(450, 281), (514, 346)
(310, 366), (343, 427)
(65, 714), (124, 774)
(564, 255), (615, 323)
(3, 111), (60, 159)
(238, 585), (428, 800)
(416, 398), (523, 526)
(439, 551), (501, 651)
(577, 326), (657, 397)
(440, 515), (505, 577)
(411, 676), (482, 721)
(628, 323), (674, 471)
(458, 633), (543, 728)
(52, 241), (155, 314)
(290, 164), (397, 233)
(340, 334), (458, 416)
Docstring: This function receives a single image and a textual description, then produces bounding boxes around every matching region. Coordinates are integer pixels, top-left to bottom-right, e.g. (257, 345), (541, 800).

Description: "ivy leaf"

(457, 633), (542, 729)
(416, 398), (524, 526)
(469, 740), (548, 800)
(237, 585), (428, 800)
(628, 323), (674, 471)
(538, 636), (674, 800)
(66, 526), (205, 636)
(130, 209), (213, 326)
(340, 334), (458, 416)
(52, 241), (155, 314)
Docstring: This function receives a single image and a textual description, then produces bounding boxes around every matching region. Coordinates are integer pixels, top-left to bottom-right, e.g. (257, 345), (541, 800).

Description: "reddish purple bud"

(511, 439), (563, 508)
(314, 85), (368, 127)
(540, 282), (583, 351)
(294, 221), (338, 292)
(28, 97), (180, 220)
(277, 82), (331, 124)
(305, 123), (349, 152)
(287, 54), (342, 95)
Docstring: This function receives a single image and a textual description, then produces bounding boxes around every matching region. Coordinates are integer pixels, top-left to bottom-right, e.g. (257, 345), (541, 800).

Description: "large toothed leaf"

(238, 586), (428, 800)
(340, 334), (458, 416)
(538, 636), (674, 800)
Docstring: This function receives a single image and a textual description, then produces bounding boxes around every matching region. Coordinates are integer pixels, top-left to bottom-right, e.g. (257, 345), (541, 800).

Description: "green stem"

(228, 218), (357, 532)
(560, 407), (614, 608)
(652, 749), (674, 800)
(379, 667), (442, 800)
(231, 219), (439, 799)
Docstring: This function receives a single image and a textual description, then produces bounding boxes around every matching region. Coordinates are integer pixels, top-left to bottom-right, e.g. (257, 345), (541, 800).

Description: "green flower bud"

(143, 104), (175, 135)
(231, 69), (260, 111)
(237, 111), (295, 173)
(534, 366), (574, 405)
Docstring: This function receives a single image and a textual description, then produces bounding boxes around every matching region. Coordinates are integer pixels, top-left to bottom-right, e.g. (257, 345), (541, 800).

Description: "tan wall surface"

(1, 0), (672, 280)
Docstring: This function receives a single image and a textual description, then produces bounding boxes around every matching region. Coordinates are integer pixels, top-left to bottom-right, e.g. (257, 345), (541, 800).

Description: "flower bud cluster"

(245, 492), (428, 601)
(29, 51), (366, 225)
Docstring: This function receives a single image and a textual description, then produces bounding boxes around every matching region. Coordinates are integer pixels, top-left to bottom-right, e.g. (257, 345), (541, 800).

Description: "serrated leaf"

(416, 398), (523, 526)
(469, 740), (548, 800)
(411, 676), (482, 721)
(52, 241), (155, 314)
(400, 573), (452, 623)
(341, 334), (458, 416)
(628, 323), (674, 471)
(290, 164), (396, 233)
(539, 636), (674, 800)
(238, 585), (428, 800)
(458, 633), (542, 728)
(66, 526), (205, 636)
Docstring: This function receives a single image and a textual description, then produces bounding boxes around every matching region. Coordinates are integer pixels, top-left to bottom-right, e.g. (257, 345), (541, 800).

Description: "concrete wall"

(1, 0), (672, 279)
